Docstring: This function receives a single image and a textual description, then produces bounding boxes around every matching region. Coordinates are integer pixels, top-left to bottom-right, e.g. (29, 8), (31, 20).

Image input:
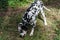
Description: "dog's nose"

(20, 35), (23, 38)
(19, 35), (25, 38)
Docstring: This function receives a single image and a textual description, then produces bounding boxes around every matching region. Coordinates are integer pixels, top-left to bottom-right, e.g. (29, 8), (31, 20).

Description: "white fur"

(40, 8), (47, 25)
(18, 26), (21, 32)
(20, 30), (27, 37)
(30, 28), (34, 36)
(43, 6), (51, 11)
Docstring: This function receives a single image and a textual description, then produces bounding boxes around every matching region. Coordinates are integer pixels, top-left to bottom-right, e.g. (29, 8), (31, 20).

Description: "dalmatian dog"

(18, 0), (50, 37)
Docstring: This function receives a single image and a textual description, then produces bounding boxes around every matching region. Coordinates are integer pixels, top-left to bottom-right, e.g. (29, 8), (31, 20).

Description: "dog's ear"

(18, 23), (22, 32)
(18, 23), (23, 27)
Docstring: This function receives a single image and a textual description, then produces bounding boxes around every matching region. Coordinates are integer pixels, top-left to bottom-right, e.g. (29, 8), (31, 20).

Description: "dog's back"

(22, 0), (44, 24)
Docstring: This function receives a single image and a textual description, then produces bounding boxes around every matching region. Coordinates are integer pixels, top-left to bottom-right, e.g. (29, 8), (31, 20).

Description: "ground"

(0, 1), (60, 40)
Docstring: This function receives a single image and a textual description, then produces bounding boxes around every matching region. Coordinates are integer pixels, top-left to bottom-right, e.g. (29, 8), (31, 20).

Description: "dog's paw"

(29, 33), (33, 36)
(44, 22), (47, 25)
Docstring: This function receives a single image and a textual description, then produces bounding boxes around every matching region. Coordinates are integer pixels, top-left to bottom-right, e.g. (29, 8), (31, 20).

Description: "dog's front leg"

(40, 8), (47, 25)
(30, 27), (34, 36)
(30, 20), (36, 36)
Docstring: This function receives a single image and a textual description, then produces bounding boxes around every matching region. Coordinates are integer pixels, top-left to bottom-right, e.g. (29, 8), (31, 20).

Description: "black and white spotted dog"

(18, 0), (50, 37)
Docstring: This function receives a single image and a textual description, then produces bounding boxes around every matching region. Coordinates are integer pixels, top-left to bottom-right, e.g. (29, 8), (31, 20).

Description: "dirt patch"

(0, 7), (27, 17)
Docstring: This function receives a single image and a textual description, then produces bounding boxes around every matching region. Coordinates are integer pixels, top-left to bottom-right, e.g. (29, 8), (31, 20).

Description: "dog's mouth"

(19, 33), (25, 37)
(19, 30), (27, 37)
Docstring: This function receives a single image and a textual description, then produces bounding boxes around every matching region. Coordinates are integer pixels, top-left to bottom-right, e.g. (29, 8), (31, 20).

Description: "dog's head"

(18, 23), (27, 37)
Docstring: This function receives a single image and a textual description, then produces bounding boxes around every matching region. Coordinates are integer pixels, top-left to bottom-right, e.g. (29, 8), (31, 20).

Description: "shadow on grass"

(0, 0), (8, 11)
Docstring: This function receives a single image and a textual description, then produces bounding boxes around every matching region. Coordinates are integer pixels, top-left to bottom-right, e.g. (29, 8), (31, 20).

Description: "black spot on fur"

(21, 25), (28, 31)
(23, 13), (28, 20)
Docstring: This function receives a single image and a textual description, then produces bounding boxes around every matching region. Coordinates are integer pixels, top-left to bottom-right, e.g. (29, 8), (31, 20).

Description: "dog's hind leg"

(43, 6), (51, 11)
(40, 8), (47, 25)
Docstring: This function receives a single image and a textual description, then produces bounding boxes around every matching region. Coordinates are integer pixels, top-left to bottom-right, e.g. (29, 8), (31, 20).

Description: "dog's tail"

(43, 6), (51, 11)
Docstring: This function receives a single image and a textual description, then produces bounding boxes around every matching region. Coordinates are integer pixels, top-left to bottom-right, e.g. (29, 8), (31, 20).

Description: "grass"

(8, 0), (34, 8)
(0, 0), (60, 40)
